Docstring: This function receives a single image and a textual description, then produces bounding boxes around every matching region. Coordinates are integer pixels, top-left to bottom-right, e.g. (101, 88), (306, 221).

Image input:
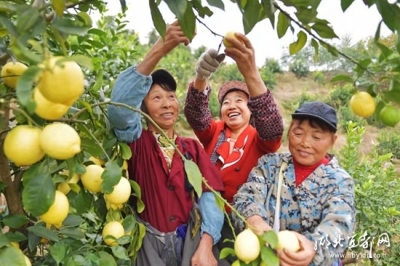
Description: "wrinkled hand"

(191, 243), (217, 266)
(195, 48), (225, 80)
(155, 20), (192, 56)
(277, 232), (315, 266)
(223, 33), (257, 79)
(246, 215), (272, 235)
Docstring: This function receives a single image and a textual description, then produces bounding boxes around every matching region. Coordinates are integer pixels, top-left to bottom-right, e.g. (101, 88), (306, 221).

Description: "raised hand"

(195, 48), (225, 81)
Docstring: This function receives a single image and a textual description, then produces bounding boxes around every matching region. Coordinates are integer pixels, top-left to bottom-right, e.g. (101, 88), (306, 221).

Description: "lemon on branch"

(40, 191), (69, 226)
(276, 230), (300, 252)
(102, 221), (125, 246)
(350, 91), (376, 118)
(104, 177), (131, 205)
(33, 88), (70, 120)
(89, 156), (105, 166)
(4, 125), (44, 166)
(57, 170), (80, 195)
(37, 57), (84, 105)
(234, 228), (260, 264)
(1, 61), (28, 89)
(379, 104), (400, 127)
(81, 164), (104, 193)
(39, 122), (81, 160)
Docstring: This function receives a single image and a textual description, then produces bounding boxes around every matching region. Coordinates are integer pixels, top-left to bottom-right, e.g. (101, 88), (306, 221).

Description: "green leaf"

(0, 14), (16, 36)
(52, 17), (90, 35)
(59, 227), (85, 240)
(98, 251), (117, 266)
(0, 1), (18, 13)
(383, 90), (400, 105)
(312, 21), (338, 39)
(219, 247), (235, 259)
(261, 230), (278, 248)
(311, 39), (319, 62)
(0, 246), (26, 266)
(178, 2), (196, 41)
(67, 186), (93, 215)
(77, 11), (92, 26)
(22, 173), (55, 217)
(129, 180), (145, 213)
(16, 6), (40, 32)
(101, 161), (122, 193)
(119, 142), (132, 160)
(374, 20), (382, 42)
(52, 0), (66, 16)
(4, 232), (27, 243)
(341, 0), (355, 12)
(192, 0), (213, 18)
(164, 0), (187, 20)
(295, 7), (317, 24)
(13, 39), (42, 64)
(184, 160), (203, 198)
(111, 246), (130, 260)
(277, 11), (289, 38)
(206, 0), (224, 10)
(243, 0), (261, 34)
(63, 214), (84, 227)
(27, 225), (60, 241)
(48, 241), (66, 265)
(261, 0), (275, 28)
(330, 74), (353, 83)
(15, 65), (40, 113)
(122, 214), (136, 234)
(289, 31), (307, 55)
(149, 0), (166, 38)
(261, 246), (279, 266)
(375, 0), (400, 32)
(3, 214), (29, 229)
(376, 42), (393, 61)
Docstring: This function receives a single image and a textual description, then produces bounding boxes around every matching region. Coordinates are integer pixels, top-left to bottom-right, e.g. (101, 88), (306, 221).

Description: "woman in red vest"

(184, 32), (284, 258)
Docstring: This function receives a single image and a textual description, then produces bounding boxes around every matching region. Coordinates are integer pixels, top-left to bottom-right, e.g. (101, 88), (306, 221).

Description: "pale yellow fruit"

(57, 170), (80, 195)
(234, 228), (260, 264)
(105, 200), (123, 210)
(81, 164), (104, 193)
(3, 125), (45, 166)
(33, 88), (70, 120)
(223, 31), (243, 47)
(37, 57), (84, 104)
(102, 221), (125, 246)
(1, 61), (28, 89)
(350, 91), (376, 118)
(40, 191), (70, 226)
(276, 230), (300, 252)
(10, 242), (19, 249)
(24, 255), (32, 266)
(122, 160), (128, 170)
(89, 156), (105, 166)
(231, 260), (240, 266)
(39, 122), (81, 160)
(104, 177), (131, 205)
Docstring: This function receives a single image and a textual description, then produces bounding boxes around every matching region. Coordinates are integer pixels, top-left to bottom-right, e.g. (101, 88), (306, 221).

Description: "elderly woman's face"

(288, 119), (337, 166)
(220, 90), (251, 131)
(143, 84), (179, 132)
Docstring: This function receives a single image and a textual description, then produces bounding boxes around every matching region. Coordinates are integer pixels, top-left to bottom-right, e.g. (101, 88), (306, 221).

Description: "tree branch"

(273, 3), (374, 76)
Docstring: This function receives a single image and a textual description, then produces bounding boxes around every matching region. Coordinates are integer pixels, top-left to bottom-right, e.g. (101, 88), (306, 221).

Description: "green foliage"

(289, 60), (309, 78)
(376, 128), (400, 160)
(259, 65), (276, 90)
(339, 122), (400, 265)
(282, 92), (320, 113)
(263, 58), (282, 74)
(311, 71), (325, 85)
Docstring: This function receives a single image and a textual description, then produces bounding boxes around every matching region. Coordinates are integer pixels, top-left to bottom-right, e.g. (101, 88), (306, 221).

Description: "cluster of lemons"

(350, 91), (400, 127)
(2, 58), (83, 166)
(233, 229), (300, 265)
(1, 59), (131, 247)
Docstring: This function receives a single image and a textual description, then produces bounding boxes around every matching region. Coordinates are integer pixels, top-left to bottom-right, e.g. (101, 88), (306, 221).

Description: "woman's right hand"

(154, 20), (191, 55)
(246, 215), (272, 235)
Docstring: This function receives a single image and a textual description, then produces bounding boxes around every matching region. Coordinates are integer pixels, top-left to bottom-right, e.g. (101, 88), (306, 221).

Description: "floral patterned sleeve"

(184, 82), (212, 131)
(248, 91), (283, 141)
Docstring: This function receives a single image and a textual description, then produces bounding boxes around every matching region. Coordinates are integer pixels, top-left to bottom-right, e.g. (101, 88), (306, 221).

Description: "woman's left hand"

(277, 232), (316, 266)
(191, 234), (217, 266)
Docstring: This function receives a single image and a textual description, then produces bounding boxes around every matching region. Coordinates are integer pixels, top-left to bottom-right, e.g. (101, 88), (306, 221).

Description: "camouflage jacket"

(232, 153), (355, 266)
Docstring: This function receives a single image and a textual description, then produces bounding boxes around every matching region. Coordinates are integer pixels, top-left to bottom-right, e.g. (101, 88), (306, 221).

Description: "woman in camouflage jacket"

(232, 101), (355, 266)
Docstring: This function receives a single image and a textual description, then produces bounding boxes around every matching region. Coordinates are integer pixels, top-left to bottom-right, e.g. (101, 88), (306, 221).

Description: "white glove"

(195, 48), (225, 80)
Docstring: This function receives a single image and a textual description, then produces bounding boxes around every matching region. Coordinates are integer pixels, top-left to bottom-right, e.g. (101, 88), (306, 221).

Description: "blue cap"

(292, 101), (337, 131)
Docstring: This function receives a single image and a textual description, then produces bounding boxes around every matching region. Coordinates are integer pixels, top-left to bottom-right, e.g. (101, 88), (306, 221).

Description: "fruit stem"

(8, 106), (40, 127)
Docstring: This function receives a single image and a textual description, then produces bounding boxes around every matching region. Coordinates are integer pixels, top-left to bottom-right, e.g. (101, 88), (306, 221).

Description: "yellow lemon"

(4, 125), (45, 166)
(102, 221), (125, 246)
(33, 88), (70, 120)
(57, 170), (80, 195)
(37, 57), (84, 104)
(350, 91), (376, 118)
(24, 255), (32, 266)
(223, 32), (243, 47)
(104, 177), (131, 205)
(81, 164), (104, 193)
(276, 230), (300, 252)
(105, 200), (124, 210)
(89, 156), (105, 166)
(39, 122), (81, 160)
(1, 61), (28, 89)
(40, 191), (70, 226)
(234, 228), (260, 264)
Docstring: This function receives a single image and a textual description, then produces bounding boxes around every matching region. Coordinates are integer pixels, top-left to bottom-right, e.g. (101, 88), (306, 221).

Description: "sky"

(102, 0), (392, 67)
